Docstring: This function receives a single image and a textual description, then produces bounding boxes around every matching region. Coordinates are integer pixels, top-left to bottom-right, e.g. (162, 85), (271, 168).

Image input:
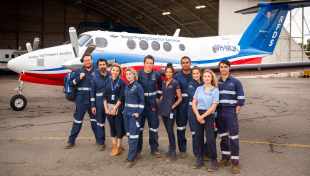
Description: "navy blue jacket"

(123, 81), (145, 116)
(90, 70), (110, 108)
(218, 75), (245, 107)
(187, 79), (202, 105)
(174, 71), (192, 104)
(104, 76), (125, 105)
(70, 67), (95, 105)
(138, 70), (162, 108)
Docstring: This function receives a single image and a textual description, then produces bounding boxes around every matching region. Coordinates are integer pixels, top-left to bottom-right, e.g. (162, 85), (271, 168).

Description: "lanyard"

(111, 78), (119, 92)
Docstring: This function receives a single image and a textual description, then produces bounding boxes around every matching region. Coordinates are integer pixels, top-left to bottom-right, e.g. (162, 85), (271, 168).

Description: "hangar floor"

(0, 72), (309, 176)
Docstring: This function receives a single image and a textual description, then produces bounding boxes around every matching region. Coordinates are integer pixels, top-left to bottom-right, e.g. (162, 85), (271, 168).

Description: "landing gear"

(10, 76), (27, 111)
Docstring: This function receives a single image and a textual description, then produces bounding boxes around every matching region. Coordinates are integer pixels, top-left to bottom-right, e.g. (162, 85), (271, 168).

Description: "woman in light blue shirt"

(192, 69), (219, 172)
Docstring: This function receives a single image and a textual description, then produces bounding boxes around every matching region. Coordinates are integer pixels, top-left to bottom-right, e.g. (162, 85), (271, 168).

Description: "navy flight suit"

(90, 70), (110, 145)
(68, 67), (98, 145)
(123, 81), (145, 161)
(218, 75), (245, 165)
(137, 70), (162, 153)
(174, 71), (192, 153)
(187, 79), (202, 157)
(158, 79), (180, 157)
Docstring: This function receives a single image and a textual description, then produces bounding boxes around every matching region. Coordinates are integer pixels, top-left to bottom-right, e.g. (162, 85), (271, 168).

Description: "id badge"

(111, 94), (115, 101)
(169, 113), (174, 119)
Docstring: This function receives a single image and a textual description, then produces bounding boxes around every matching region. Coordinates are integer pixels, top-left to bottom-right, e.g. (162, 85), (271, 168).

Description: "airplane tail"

(237, 0), (310, 54)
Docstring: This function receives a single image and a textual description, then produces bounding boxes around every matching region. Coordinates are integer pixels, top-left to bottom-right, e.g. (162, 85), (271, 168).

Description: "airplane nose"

(8, 57), (23, 73)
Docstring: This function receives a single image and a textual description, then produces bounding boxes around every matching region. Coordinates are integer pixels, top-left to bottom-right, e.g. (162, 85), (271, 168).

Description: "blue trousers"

(218, 107), (240, 165)
(126, 113), (140, 161)
(68, 103), (97, 144)
(162, 111), (176, 155)
(195, 111), (217, 164)
(188, 105), (198, 157)
(138, 106), (159, 153)
(176, 101), (188, 153)
(94, 100), (106, 145)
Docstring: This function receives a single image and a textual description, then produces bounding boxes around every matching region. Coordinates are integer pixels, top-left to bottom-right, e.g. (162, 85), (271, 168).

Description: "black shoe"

(126, 159), (137, 168)
(207, 160), (219, 172)
(98, 144), (106, 151)
(179, 152), (187, 159)
(64, 143), (75, 149)
(169, 152), (177, 161)
(192, 162), (204, 169)
(151, 150), (161, 158)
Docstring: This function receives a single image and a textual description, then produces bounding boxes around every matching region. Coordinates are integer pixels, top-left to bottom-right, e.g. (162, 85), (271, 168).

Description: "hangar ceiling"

(74, 0), (219, 37)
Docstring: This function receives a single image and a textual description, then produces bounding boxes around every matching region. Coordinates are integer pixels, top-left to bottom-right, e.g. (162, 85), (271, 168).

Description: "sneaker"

(207, 160), (219, 172)
(64, 143), (75, 149)
(231, 164), (241, 174)
(219, 159), (231, 167)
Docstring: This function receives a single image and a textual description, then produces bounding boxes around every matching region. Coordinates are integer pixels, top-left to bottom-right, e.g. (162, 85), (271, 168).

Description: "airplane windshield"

(78, 35), (91, 46)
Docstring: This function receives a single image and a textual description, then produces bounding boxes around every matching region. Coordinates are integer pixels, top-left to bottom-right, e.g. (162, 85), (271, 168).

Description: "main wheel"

(10, 94), (27, 111)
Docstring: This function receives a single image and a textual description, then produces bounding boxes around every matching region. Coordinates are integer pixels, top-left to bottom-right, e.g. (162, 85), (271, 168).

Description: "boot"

(207, 160), (219, 172)
(231, 164), (241, 174)
(219, 158), (231, 167)
(111, 143), (118, 156)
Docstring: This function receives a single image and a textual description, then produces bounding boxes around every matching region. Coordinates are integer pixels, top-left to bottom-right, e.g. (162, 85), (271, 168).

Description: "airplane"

(7, 0), (310, 111)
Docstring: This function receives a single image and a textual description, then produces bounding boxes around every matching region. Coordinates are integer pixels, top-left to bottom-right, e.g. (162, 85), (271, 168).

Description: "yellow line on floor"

(2, 137), (310, 149)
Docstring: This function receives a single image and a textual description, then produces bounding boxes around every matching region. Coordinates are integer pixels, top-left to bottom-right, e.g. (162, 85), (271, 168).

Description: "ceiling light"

(195, 5), (206, 9)
(162, 11), (171, 16)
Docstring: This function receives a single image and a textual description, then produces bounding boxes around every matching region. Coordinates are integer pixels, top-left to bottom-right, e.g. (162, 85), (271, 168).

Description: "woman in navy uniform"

(192, 69), (219, 172)
(187, 66), (202, 158)
(158, 63), (182, 161)
(123, 68), (145, 168)
(104, 64), (125, 156)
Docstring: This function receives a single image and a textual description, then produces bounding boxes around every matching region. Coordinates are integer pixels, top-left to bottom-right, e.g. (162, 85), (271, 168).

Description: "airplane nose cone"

(8, 57), (23, 73)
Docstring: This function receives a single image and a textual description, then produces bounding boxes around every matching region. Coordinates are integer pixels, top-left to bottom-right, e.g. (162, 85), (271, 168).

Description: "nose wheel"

(10, 76), (27, 111)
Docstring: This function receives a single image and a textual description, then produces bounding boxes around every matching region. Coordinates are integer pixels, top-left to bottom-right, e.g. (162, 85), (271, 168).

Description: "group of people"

(64, 54), (245, 174)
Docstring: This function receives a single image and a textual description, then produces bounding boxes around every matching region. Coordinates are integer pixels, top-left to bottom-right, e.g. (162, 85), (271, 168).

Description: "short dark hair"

(180, 56), (191, 63)
(218, 60), (231, 67)
(81, 54), (92, 62)
(144, 55), (155, 64)
(191, 66), (201, 72)
(97, 58), (108, 66)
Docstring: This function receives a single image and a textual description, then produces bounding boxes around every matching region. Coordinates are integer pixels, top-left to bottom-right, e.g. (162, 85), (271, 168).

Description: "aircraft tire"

(10, 94), (27, 111)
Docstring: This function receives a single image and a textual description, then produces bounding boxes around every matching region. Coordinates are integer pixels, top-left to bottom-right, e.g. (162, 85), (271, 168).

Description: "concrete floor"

(0, 73), (310, 176)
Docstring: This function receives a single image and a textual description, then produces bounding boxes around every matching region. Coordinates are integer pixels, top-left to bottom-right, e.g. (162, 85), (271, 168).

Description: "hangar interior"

(0, 0), (219, 49)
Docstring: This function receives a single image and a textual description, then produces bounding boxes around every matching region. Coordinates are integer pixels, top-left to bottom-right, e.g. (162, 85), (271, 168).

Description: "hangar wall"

(0, 0), (105, 49)
(218, 0), (308, 63)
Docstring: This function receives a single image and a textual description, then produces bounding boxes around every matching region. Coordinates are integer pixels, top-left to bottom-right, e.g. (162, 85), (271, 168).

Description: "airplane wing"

(235, 0), (310, 14)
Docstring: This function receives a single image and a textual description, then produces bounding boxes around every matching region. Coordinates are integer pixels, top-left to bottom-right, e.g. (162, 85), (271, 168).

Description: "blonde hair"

(203, 69), (218, 87)
(126, 67), (138, 80)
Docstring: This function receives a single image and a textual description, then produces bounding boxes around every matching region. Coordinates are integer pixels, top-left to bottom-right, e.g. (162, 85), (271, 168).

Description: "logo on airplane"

(212, 44), (239, 53)
(268, 15), (285, 47)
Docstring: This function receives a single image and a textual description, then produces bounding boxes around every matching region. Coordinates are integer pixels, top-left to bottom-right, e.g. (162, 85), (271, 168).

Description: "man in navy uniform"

(137, 55), (162, 157)
(65, 54), (98, 149)
(90, 58), (110, 150)
(174, 56), (192, 157)
(217, 60), (245, 174)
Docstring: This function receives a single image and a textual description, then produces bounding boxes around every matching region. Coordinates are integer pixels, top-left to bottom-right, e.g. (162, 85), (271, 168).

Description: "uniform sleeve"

(193, 86), (199, 100)
(69, 70), (79, 86)
(156, 72), (163, 98)
(212, 88), (220, 103)
(235, 79), (245, 106)
(90, 76), (96, 108)
(137, 85), (145, 115)
(71, 69), (82, 86)
(118, 80), (125, 102)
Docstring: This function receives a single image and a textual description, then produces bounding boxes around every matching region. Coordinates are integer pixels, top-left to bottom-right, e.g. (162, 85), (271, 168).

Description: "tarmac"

(0, 70), (310, 176)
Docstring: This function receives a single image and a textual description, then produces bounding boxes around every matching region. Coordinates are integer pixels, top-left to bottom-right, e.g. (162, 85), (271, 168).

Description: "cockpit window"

(78, 35), (91, 46)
